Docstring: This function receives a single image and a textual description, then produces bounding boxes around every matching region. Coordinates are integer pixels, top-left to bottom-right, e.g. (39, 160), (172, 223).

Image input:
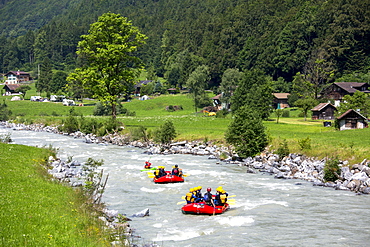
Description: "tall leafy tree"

(220, 68), (243, 109)
(67, 12), (147, 119)
(337, 91), (370, 118)
(186, 65), (211, 113)
(231, 69), (273, 120)
(295, 98), (318, 121)
(225, 106), (268, 158)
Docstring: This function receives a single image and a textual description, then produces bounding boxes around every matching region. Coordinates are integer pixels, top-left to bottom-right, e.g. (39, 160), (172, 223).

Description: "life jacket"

(220, 194), (227, 203)
(154, 169), (160, 176)
(185, 192), (193, 202)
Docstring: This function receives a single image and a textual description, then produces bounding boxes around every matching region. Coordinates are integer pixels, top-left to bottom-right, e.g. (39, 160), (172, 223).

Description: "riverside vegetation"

(0, 142), (132, 246)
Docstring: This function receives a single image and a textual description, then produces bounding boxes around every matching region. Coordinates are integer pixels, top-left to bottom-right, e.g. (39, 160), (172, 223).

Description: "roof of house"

(211, 94), (222, 100)
(5, 71), (30, 76)
(333, 82), (370, 93)
(135, 80), (153, 88)
(272, 93), (290, 99)
(311, 102), (336, 111)
(3, 84), (21, 90)
(337, 109), (367, 120)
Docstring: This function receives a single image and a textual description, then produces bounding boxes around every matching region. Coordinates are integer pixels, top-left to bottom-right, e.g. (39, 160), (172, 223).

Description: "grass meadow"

(1, 86), (370, 164)
(0, 143), (113, 246)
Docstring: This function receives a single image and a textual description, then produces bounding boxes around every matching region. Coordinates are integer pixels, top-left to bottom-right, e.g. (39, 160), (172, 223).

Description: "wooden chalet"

(321, 82), (370, 107)
(134, 80), (153, 95)
(5, 71), (32, 84)
(336, 109), (368, 131)
(3, 84), (21, 95)
(311, 103), (336, 120)
(272, 93), (290, 109)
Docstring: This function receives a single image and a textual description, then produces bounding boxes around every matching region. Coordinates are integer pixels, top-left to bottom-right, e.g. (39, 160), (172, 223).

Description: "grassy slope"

(2, 92), (370, 164)
(0, 143), (111, 246)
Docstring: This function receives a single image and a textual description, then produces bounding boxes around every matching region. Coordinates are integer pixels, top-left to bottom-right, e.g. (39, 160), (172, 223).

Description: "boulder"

(350, 172), (369, 182)
(132, 208), (150, 217)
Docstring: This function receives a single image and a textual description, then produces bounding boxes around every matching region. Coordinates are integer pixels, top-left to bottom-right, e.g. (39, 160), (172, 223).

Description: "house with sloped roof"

(272, 93), (290, 109)
(3, 84), (21, 95)
(321, 82), (370, 107)
(311, 103), (336, 120)
(134, 80), (153, 95)
(336, 109), (368, 131)
(5, 71), (32, 84)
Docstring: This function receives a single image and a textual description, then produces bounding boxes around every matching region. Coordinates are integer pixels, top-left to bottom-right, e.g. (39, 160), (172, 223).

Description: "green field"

(0, 143), (114, 246)
(2, 89), (370, 164)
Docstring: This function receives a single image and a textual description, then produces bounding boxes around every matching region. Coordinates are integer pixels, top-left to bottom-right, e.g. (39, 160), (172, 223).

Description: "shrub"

(215, 109), (229, 118)
(323, 157), (340, 182)
(51, 111), (60, 116)
(282, 110), (290, 117)
(276, 139), (289, 160)
(298, 137), (311, 150)
(130, 125), (149, 142)
(60, 114), (79, 133)
(80, 118), (102, 134)
(154, 120), (176, 145)
(0, 133), (12, 143)
(0, 100), (12, 121)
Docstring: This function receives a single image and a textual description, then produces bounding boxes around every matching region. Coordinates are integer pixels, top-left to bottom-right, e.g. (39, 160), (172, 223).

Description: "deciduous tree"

(186, 65), (211, 113)
(67, 12), (147, 119)
(225, 106), (268, 158)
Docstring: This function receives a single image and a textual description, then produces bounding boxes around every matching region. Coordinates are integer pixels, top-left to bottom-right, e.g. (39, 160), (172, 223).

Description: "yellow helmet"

(199, 186), (202, 190)
(216, 186), (222, 191)
(190, 188), (194, 192)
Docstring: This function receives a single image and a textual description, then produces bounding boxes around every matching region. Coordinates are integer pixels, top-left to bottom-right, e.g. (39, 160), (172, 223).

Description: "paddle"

(177, 201), (186, 205)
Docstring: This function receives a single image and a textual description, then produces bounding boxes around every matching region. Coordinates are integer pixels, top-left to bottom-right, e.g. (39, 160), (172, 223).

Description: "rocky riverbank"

(2, 121), (370, 196)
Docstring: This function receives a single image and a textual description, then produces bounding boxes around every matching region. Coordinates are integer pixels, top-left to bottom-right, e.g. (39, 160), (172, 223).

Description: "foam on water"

(140, 187), (166, 193)
(251, 181), (300, 191)
(153, 227), (210, 242)
(153, 223), (162, 228)
(214, 216), (254, 226)
(235, 199), (289, 210)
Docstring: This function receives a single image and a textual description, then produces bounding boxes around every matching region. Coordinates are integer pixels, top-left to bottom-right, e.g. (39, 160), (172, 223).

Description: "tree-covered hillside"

(1, 0), (369, 88)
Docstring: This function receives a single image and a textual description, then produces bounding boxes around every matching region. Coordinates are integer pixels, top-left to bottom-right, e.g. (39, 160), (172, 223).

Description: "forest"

(1, 0), (370, 92)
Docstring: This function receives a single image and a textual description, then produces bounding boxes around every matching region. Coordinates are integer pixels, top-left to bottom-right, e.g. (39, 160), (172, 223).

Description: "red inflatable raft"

(153, 173), (184, 183)
(181, 202), (230, 215)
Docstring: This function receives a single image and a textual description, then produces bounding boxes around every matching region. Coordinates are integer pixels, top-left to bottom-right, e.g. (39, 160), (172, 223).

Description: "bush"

(276, 139), (289, 160)
(58, 108), (79, 133)
(298, 137), (311, 150)
(215, 109), (229, 118)
(80, 118), (102, 134)
(323, 157), (340, 182)
(130, 125), (149, 142)
(154, 120), (176, 145)
(282, 110), (290, 117)
(0, 100), (12, 121)
(60, 114), (79, 133)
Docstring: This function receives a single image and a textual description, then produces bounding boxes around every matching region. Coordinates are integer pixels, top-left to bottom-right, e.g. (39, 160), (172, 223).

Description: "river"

(1, 127), (369, 247)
